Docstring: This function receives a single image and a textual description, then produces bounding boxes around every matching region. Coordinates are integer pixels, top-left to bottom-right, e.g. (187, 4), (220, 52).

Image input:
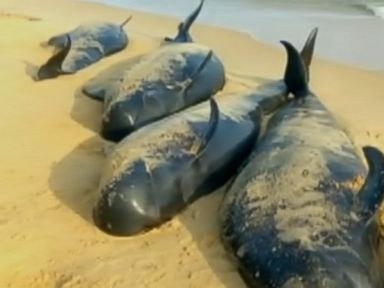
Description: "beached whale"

(80, 0), (221, 142)
(81, 55), (143, 103)
(81, 24), (318, 106)
(91, 29), (318, 236)
(219, 40), (384, 288)
(97, 43), (226, 142)
(36, 17), (131, 80)
(92, 91), (278, 237)
(82, 0), (205, 102)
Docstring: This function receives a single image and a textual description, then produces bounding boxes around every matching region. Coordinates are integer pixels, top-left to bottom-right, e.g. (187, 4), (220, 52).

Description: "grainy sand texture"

(0, 0), (383, 287)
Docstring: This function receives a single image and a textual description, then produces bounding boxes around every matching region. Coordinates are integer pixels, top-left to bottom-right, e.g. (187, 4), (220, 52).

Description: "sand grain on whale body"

(230, 96), (368, 252)
(110, 44), (212, 108)
(63, 36), (106, 72)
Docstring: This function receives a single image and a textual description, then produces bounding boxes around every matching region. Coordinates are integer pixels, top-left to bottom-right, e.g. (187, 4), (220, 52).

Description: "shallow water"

(85, 0), (384, 70)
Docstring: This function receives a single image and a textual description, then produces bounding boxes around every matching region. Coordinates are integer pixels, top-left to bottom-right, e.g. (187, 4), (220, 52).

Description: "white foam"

(83, 0), (384, 70)
(366, 4), (384, 18)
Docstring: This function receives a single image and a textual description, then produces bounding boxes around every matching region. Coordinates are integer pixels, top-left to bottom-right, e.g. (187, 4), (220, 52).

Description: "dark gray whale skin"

(91, 28), (320, 237)
(98, 44), (226, 142)
(219, 40), (384, 288)
(36, 17), (131, 80)
(82, 0), (206, 102)
(81, 0), (224, 143)
(92, 85), (286, 237)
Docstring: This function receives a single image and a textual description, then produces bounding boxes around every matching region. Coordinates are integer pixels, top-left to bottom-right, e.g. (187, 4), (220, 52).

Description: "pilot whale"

(81, 0), (226, 142)
(219, 39), (384, 288)
(98, 45), (225, 142)
(81, 0), (206, 102)
(36, 17), (131, 80)
(92, 29), (318, 236)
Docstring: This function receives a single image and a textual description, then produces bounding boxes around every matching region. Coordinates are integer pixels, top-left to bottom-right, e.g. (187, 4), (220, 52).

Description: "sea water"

(84, 0), (384, 70)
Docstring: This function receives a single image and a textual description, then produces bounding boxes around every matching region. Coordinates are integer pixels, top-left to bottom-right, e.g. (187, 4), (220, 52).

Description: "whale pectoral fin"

(355, 146), (384, 220)
(83, 78), (121, 102)
(163, 0), (204, 43)
(181, 98), (219, 202)
(120, 15), (133, 28)
(300, 27), (318, 82)
(182, 50), (213, 96)
(36, 34), (72, 80)
(82, 83), (108, 102)
(280, 40), (310, 100)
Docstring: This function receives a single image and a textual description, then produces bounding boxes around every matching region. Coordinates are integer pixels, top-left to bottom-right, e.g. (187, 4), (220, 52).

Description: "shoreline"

(84, 0), (384, 71)
(0, 0), (384, 287)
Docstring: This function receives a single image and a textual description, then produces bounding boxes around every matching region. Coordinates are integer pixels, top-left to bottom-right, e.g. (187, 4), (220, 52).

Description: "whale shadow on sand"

(48, 136), (105, 224)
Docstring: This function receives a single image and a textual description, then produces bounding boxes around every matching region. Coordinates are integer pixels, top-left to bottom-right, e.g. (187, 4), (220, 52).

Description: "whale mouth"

(100, 119), (134, 142)
(100, 126), (133, 142)
(92, 177), (163, 237)
(101, 102), (136, 142)
(92, 194), (151, 237)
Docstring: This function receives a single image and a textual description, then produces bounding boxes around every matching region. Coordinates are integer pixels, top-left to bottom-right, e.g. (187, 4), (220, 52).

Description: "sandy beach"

(0, 0), (383, 287)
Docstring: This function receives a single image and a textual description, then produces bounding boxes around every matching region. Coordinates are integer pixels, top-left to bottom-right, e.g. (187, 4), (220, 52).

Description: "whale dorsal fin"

(164, 0), (204, 43)
(180, 97), (219, 202)
(300, 27), (318, 82)
(120, 15), (133, 28)
(356, 146), (384, 220)
(280, 40), (310, 99)
(36, 34), (71, 80)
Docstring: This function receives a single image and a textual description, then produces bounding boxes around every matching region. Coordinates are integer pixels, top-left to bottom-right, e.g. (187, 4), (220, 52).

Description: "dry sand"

(0, 0), (383, 287)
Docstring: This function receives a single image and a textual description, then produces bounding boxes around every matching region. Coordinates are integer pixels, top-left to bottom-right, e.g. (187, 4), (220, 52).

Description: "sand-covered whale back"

(223, 95), (367, 250)
(105, 43), (214, 109)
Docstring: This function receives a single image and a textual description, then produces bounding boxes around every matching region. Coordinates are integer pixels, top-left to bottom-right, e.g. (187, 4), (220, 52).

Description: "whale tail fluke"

(164, 0), (204, 43)
(120, 15), (133, 28)
(35, 34), (72, 81)
(280, 28), (319, 99)
(300, 27), (318, 82)
(280, 40), (310, 99)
